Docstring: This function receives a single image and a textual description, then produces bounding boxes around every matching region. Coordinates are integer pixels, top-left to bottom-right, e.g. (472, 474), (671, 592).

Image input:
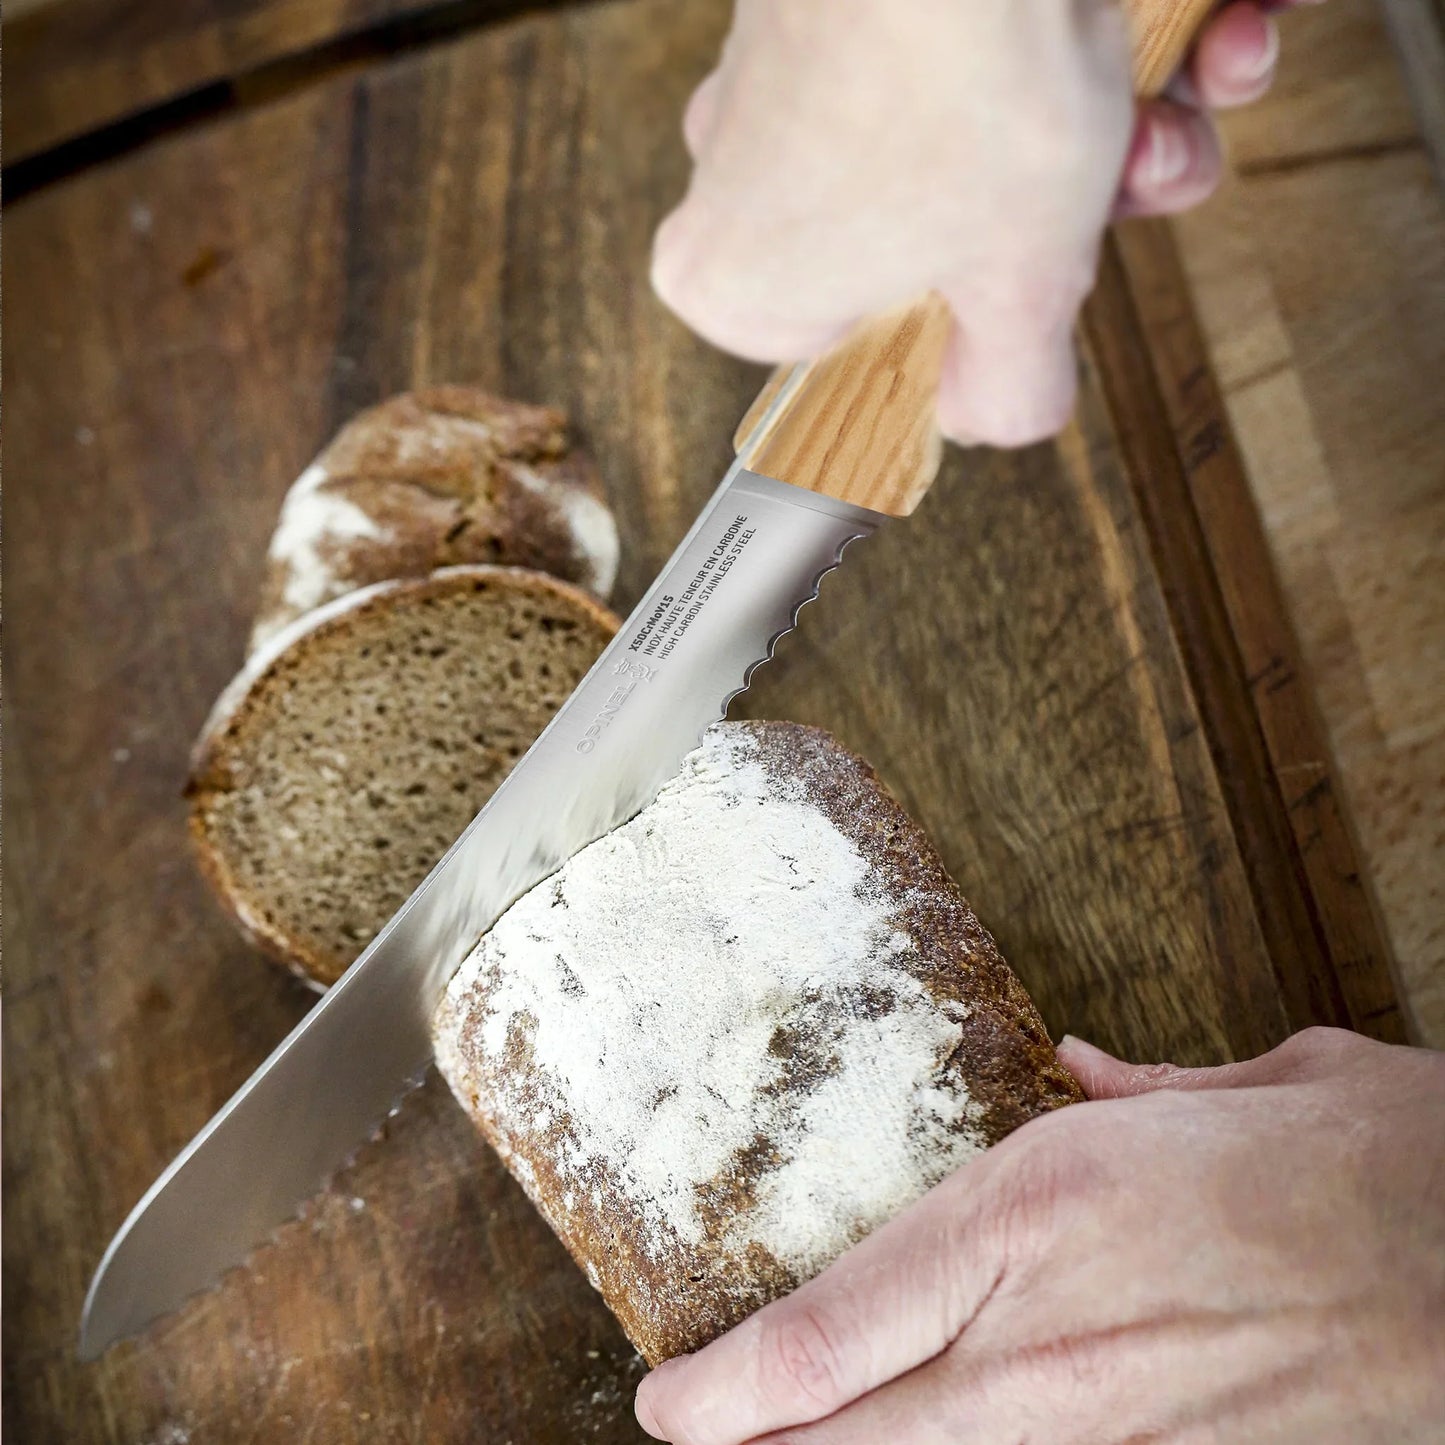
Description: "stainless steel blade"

(80, 465), (884, 1358)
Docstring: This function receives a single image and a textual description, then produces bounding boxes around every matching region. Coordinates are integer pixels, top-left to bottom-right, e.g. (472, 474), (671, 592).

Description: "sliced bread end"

(190, 565), (619, 986)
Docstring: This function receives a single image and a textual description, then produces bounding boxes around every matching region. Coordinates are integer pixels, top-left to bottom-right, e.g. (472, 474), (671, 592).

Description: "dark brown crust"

(189, 566), (621, 985)
(748, 722), (1083, 1133)
(436, 721), (1082, 1363)
(250, 387), (615, 652)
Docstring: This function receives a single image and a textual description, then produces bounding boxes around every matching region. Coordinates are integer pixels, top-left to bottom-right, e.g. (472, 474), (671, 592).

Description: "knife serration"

(80, 464), (884, 1358)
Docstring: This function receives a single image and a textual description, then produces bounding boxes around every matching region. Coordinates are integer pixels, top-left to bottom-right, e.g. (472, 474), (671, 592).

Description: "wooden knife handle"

(1129, 0), (1220, 97)
(733, 0), (1216, 517)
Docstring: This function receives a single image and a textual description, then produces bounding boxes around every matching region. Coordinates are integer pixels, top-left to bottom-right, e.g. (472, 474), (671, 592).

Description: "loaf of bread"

(250, 387), (619, 654)
(434, 720), (1082, 1363)
(190, 567), (618, 986)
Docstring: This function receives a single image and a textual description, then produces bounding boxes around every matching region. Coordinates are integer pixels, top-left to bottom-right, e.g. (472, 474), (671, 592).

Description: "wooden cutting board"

(2, 1), (1404, 1441)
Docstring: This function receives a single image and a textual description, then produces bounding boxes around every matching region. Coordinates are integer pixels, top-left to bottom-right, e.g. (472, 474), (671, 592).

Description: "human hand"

(653, 0), (1309, 446)
(635, 1028), (1445, 1444)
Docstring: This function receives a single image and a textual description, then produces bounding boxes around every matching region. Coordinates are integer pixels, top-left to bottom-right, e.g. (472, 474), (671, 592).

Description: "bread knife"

(80, 0), (1211, 1357)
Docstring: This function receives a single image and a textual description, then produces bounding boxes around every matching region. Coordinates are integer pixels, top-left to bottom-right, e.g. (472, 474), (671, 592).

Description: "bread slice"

(250, 387), (619, 655)
(190, 566), (619, 987)
(434, 720), (1082, 1364)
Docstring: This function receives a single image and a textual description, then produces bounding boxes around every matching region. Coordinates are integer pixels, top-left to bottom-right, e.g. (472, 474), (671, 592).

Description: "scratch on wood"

(1290, 776), (1333, 813)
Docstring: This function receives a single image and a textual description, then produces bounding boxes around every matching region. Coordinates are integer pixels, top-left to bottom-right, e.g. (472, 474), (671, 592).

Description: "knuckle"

(649, 212), (699, 308)
(652, 212), (789, 358)
(758, 1299), (857, 1415)
(1134, 1059), (1193, 1091)
(651, 208), (738, 326)
(988, 1109), (1109, 1236)
(681, 73), (719, 154)
(1274, 1025), (1361, 1073)
(981, 1122), (1096, 1257)
(1292, 1024), (1354, 1052)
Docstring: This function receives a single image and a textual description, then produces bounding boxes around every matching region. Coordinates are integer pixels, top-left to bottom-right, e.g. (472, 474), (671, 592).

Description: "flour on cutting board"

(437, 726), (986, 1275)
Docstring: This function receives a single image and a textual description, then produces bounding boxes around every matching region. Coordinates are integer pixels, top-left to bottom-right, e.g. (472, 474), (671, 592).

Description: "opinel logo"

(575, 659), (658, 753)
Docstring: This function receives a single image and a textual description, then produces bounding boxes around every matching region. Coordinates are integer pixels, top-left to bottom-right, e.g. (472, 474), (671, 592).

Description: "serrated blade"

(80, 465), (884, 1358)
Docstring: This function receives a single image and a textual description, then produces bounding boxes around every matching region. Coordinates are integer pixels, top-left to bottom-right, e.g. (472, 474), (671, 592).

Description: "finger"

(682, 70), (722, 160)
(1056, 1035), (1258, 1098)
(634, 1167), (1008, 1445)
(1056, 1027), (1364, 1100)
(1113, 101), (1222, 218)
(936, 289), (1080, 450)
(1191, 2), (1281, 109)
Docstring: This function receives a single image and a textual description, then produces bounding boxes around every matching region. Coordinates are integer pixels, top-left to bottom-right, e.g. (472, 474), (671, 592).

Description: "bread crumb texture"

(190, 568), (618, 985)
(251, 387), (619, 654)
(434, 720), (1080, 1362)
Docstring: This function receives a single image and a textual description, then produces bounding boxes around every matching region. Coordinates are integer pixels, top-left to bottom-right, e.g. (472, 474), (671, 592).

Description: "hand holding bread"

(636, 1029), (1445, 1444)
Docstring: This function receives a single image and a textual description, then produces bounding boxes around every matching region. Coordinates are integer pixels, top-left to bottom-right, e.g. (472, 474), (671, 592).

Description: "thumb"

(635, 1156), (1005, 1444)
(1056, 1035), (1264, 1100)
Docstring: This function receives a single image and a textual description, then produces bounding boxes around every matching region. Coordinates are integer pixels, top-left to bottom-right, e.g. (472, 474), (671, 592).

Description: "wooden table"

(2, 1), (1405, 1440)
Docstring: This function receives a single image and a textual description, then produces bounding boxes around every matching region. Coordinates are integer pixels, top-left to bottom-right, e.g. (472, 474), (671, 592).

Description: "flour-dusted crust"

(250, 387), (620, 654)
(190, 566), (620, 986)
(434, 721), (1081, 1363)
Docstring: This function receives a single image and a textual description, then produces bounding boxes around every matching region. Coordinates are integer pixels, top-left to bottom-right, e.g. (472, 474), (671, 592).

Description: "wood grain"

(2, 0), (1399, 1441)
(1125, 0), (1219, 95)
(1086, 223), (1406, 1042)
(1, 0), (523, 165)
(735, 296), (950, 517)
(1169, 0), (1445, 1043)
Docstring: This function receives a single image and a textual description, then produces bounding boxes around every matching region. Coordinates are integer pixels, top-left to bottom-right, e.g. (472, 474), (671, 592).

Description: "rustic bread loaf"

(190, 566), (618, 987)
(433, 720), (1081, 1364)
(250, 387), (619, 655)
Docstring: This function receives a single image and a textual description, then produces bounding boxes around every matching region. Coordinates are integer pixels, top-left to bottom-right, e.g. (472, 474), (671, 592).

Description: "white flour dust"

(437, 726), (985, 1275)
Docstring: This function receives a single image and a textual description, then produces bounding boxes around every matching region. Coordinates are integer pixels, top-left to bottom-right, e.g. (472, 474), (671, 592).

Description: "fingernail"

(1241, 20), (1280, 81)
(1145, 118), (1192, 188)
(1057, 1034), (1110, 1059)
(634, 1385), (665, 1440)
